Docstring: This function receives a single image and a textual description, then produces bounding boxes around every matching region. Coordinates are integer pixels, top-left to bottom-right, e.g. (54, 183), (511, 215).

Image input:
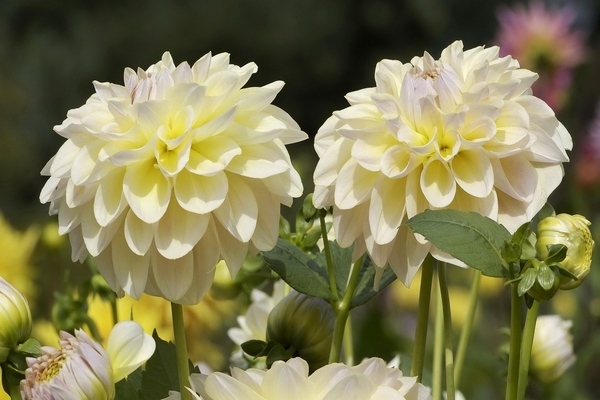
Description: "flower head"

(495, 1), (587, 110)
(531, 315), (575, 383)
(199, 357), (432, 400)
(536, 213), (594, 289)
(0, 277), (32, 363)
(313, 40), (572, 285)
(20, 321), (154, 400)
(40, 52), (307, 304)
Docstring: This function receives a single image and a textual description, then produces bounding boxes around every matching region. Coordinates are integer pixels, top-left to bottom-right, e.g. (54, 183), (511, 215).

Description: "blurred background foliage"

(1, 0), (600, 399)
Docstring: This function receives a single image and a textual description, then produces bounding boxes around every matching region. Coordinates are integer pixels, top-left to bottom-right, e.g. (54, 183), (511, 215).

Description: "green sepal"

(517, 268), (537, 296)
(537, 264), (556, 291)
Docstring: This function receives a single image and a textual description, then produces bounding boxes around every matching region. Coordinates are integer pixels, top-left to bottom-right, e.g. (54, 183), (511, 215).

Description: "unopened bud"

(0, 277), (32, 362)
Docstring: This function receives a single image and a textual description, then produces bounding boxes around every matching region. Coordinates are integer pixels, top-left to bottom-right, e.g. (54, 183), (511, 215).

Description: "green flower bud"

(266, 291), (333, 372)
(536, 214), (594, 290)
(0, 278), (32, 363)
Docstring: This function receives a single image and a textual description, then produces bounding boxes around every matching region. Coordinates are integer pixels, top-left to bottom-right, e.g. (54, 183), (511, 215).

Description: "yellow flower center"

(37, 353), (66, 383)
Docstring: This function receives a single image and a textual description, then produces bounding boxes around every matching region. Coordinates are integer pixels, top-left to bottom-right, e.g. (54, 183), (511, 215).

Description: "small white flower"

(313, 40), (572, 285)
(20, 321), (155, 400)
(531, 315), (576, 383)
(40, 52), (307, 304)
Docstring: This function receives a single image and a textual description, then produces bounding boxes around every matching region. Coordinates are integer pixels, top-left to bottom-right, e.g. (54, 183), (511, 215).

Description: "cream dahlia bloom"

(530, 315), (575, 383)
(197, 357), (431, 400)
(40, 52), (307, 304)
(20, 321), (155, 400)
(313, 40), (572, 285)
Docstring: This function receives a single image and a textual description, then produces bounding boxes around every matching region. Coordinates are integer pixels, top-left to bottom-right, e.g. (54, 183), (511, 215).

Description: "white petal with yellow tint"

(247, 181), (280, 251)
(174, 169), (228, 214)
(155, 134), (192, 177)
(50, 139), (81, 178)
(262, 360), (316, 400)
(106, 321), (155, 382)
(124, 209), (154, 256)
(451, 149), (493, 198)
(420, 158), (456, 208)
(112, 229), (150, 299)
(187, 136), (241, 175)
(213, 174), (257, 242)
(123, 160), (172, 224)
(94, 168), (127, 227)
(155, 200), (209, 259)
(150, 249), (194, 303)
(205, 373), (266, 400)
(226, 142), (289, 178)
(491, 156), (537, 202)
(215, 222), (249, 277)
(335, 159), (378, 209)
(369, 176), (406, 245)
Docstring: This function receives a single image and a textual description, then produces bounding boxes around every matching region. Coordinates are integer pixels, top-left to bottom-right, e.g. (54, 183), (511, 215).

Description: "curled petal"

(107, 321), (155, 382)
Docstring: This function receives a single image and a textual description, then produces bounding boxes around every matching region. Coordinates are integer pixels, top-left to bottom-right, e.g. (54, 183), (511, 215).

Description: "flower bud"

(531, 315), (575, 383)
(536, 214), (594, 290)
(0, 277), (32, 363)
(266, 291), (334, 372)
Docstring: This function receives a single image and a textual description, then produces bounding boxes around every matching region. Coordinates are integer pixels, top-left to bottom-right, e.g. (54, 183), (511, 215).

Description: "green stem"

(505, 286), (523, 400)
(343, 314), (355, 366)
(438, 263), (455, 400)
(411, 257), (433, 380)
(320, 210), (338, 301)
(110, 296), (119, 326)
(328, 254), (365, 363)
(432, 279), (444, 400)
(171, 302), (191, 400)
(454, 270), (481, 388)
(517, 300), (540, 400)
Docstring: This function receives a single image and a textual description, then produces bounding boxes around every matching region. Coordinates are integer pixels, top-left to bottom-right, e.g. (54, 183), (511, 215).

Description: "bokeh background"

(1, 0), (600, 398)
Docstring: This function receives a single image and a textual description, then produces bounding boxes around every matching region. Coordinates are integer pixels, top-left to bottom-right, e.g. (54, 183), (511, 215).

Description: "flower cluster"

(40, 52), (307, 304)
(313, 40), (572, 285)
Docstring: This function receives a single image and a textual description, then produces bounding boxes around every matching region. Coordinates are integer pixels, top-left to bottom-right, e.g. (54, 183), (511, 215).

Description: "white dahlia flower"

(20, 321), (155, 400)
(530, 315), (576, 383)
(194, 357), (431, 400)
(313, 40), (572, 285)
(40, 52), (307, 304)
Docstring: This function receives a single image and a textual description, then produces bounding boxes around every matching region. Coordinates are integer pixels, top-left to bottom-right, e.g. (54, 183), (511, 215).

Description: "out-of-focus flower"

(40, 51), (307, 304)
(575, 102), (600, 187)
(198, 357), (432, 400)
(266, 291), (334, 372)
(536, 213), (594, 289)
(228, 280), (286, 356)
(313, 40), (572, 285)
(0, 278), (32, 363)
(0, 214), (38, 302)
(495, 0), (587, 111)
(530, 315), (575, 383)
(20, 321), (154, 400)
(86, 288), (238, 370)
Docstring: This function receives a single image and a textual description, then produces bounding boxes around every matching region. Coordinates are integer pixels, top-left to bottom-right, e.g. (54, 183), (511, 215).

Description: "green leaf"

(531, 202), (556, 229)
(266, 343), (296, 367)
(241, 340), (267, 357)
(518, 268), (537, 296)
(405, 209), (511, 277)
(350, 260), (397, 308)
(302, 194), (317, 220)
(537, 264), (556, 291)
(115, 367), (142, 400)
(544, 244), (567, 266)
(140, 332), (188, 400)
(261, 239), (332, 301)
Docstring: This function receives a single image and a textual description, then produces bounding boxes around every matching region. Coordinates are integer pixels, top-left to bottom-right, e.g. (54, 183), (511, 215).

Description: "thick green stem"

(328, 255), (365, 363)
(110, 296), (119, 326)
(343, 314), (355, 366)
(454, 270), (481, 388)
(517, 300), (540, 400)
(505, 286), (523, 400)
(319, 210), (338, 301)
(411, 257), (433, 381)
(432, 280), (444, 400)
(171, 302), (191, 400)
(438, 263), (455, 400)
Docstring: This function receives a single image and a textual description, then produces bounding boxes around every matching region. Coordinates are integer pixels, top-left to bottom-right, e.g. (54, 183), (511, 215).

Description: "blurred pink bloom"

(576, 103), (600, 187)
(495, 1), (587, 111)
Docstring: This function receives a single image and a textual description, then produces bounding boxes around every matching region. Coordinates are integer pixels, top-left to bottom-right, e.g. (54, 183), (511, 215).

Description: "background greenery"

(1, 0), (600, 398)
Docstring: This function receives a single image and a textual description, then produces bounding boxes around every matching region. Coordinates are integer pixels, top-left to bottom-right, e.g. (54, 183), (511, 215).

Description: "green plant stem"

(438, 263), (455, 400)
(454, 270), (481, 388)
(171, 302), (191, 400)
(329, 254), (365, 363)
(319, 210), (338, 301)
(411, 257), (433, 381)
(505, 286), (523, 400)
(111, 296), (119, 326)
(432, 280), (444, 400)
(343, 314), (355, 366)
(517, 300), (540, 400)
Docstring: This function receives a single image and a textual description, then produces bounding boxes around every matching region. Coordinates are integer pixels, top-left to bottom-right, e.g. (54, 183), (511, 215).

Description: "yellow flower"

(40, 52), (307, 304)
(313, 40), (572, 285)
(0, 214), (38, 302)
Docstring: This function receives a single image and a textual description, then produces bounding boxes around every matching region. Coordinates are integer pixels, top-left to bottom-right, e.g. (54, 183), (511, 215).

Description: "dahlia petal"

(71, 141), (107, 185)
(451, 149), (493, 198)
(50, 139), (81, 178)
(107, 321), (155, 382)
(335, 159), (379, 209)
(174, 169), (228, 214)
(491, 156), (537, 202)
(155, 200), (209, 259)
(205, 373), (265, 400)
(352, 133), (395, 172)
(187, 136), (241, 175)
(205, 70), (241, 97)
(67, 226), (89, 263)
(237, 81), (284, 112)
(105, 139), (155, 166)
(262, 361), (315, 400)
(389, 227), (430, 286)
(123, 160), (172, 224)
(333, 204), (367, 248)
(381, 144), (420, 178)
(226, 142), (290, 178)
(369, 177), (406, 245)
(124, 209), (154, 256)
(215, 222), (249, 277)
(65, 179), (96, 208)
(365, 236), (394, 269)
(111, 230), (150, 300)
(94, 247), (122, 297)
(191, 52), (212, 84)
(322, 375), (375, 400)
(81, 206), (123, 257)
(247, 181), (281, 251)
(213, 175), (257, 242)
(156, 135), (192, 177)
(166, 83), (206, 112)
(262, 167), (303, 205)
(420, 158), (456, 208)
(191, 106), (237, 141)
(94, 169), (127, 227)
(263, 105), (308, 144)
(313, 138), (352, 187)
